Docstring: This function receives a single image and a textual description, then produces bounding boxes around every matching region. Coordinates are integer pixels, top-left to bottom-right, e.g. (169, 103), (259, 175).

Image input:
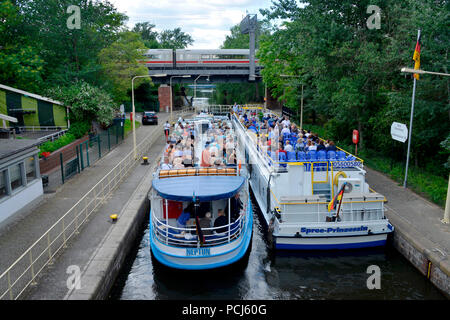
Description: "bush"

(67, 121), (91, 139)
(39, 133), (76, 157)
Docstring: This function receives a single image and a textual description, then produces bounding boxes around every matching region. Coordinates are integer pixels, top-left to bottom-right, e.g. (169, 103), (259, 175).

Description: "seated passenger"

(173, 157), (185, 169)
(326, 141), (337, 152)
(160, 157), (172, 170)
(199, 212), (212, 235)
(308, 141), (317, 151)
(316, 140), (326, 152)
(176, 209), (191, 229)
(284, 140), (294, 152)
(213, 209), (228, 234)
(281, 125), (290, 136)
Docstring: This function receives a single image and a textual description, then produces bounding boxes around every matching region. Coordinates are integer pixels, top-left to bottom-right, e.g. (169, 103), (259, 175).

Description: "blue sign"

(186, 248), (211, 256)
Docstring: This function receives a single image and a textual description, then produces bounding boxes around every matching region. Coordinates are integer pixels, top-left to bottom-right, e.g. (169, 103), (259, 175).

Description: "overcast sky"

(109, 0), (275, 49)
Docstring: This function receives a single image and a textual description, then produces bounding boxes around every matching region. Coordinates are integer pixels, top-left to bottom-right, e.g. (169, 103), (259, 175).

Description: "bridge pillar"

(158, 85), (171, 113)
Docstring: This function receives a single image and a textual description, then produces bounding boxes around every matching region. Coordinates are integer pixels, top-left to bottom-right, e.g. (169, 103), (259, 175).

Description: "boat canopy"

(152, 175), (245, 202)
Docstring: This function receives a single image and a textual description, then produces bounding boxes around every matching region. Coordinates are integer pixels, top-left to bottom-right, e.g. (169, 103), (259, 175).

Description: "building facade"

(0, 140), (43, 226)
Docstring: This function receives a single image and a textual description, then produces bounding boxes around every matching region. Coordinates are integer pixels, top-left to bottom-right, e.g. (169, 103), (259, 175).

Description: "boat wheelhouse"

(149, 115), (252, 269)
(231, 107), (394, 250)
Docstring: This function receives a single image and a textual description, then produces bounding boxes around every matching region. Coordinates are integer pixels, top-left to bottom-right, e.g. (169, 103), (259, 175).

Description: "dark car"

(142, 111), (158, 125)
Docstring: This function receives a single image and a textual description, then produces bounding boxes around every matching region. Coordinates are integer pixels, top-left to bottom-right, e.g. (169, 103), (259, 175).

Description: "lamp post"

(131, 73), (166, 159)
(170, 75), (191, 123)
(280, 74), (304, 129)
(400, 66), (450, 224)
(194, 75), (210, 101)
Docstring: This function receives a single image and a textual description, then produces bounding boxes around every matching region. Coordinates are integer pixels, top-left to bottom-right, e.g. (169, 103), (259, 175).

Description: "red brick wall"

(158, 85), (171, 113)
(39, 135), (89, 174)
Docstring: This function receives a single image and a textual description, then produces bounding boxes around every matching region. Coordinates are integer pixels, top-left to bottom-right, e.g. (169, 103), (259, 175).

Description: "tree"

(98, 31), (150, 103)
(158, 27), (194, 49)
(0, 0), (44, 91)
(46, 81), (116, 126)
(132, 22), (160, 49)
(258, 0), (449, 174)
(17, 0), (127, 86)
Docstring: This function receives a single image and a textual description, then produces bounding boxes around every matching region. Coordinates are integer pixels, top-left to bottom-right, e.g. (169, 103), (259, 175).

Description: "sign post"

(390, 122), (408, 143)
(352, 130), (359, 155)
(390, 122), (408, 171)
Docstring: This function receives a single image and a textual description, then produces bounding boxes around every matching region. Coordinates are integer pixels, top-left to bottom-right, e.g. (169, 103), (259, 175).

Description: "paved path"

(365, 166), (449, 296)
(365, 167), (449, 256)
(0, 112), (170, 295)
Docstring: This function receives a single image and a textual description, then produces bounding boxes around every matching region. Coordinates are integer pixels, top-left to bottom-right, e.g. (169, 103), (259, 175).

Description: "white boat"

(149, 114), (253, 269)
(231, 108), (394, 250)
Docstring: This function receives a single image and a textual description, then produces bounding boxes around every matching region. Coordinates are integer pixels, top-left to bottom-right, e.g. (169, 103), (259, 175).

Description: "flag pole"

(403, 29), (421, 188)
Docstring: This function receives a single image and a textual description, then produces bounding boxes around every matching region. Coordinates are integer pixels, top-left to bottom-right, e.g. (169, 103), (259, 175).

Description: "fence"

(42, 121), (125, 192)
(0, 118), (160, 300)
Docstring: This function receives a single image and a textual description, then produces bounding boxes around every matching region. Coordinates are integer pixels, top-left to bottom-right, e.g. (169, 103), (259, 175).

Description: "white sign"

(120, 104), (125, 114)
(391, 122), (408, 143)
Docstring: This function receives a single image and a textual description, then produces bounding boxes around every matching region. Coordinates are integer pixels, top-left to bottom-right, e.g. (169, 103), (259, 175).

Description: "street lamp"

(194, 75), (210, 101)
(170, 75), (191, 123)
(131, 73), (166, 159)
(400, 66), (450, 224)
(280, 74), (304, 129)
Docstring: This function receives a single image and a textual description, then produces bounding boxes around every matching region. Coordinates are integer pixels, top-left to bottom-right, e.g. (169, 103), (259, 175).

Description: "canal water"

(109, 193), (445, 300)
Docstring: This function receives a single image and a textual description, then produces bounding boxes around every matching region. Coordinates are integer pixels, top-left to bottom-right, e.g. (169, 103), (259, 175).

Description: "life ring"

(333, 171), (347, 187)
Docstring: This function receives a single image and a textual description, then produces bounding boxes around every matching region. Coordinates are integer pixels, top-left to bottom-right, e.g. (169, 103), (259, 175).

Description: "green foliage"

(157, 27), (194, 49)
(259, 0), (449, 178)
(123, 119), (140, 136)
(0, 1), (45, 91)
(98, 31), (150, 103)
(67, 121), (91, 139)
(46, 81), (116, 126)
(39, 133), (76, 156)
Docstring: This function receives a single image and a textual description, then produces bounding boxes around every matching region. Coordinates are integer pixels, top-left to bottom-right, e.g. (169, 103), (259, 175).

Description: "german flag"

(328, 182), (347, 212)
(413, 33), (421, 80)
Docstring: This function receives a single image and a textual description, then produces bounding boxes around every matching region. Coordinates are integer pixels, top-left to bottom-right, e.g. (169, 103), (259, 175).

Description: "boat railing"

(231, 113), (364, 171)
(157, 167), (239, 179)
(275, 207), (386, 224)
(269, 186), (385, 207)
(151, 212), (246, 247)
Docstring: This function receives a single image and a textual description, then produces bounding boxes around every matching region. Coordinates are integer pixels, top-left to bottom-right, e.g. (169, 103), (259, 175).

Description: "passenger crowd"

(160, 115), (239, 170)
(234, 105), (338, 159)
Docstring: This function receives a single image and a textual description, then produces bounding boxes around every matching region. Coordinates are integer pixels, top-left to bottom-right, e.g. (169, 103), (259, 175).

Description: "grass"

(124, 119), (141, 137)
(303, 124), (447, 208)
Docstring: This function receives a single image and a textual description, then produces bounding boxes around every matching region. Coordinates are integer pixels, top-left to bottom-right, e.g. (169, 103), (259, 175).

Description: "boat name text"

(185, 248), (211, 256)
(301, 226), (368, 235)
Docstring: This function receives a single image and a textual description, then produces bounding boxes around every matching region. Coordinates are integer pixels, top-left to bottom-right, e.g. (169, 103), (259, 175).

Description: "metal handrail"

(151, 211), (245, 247)
(0, 117), (167, 300)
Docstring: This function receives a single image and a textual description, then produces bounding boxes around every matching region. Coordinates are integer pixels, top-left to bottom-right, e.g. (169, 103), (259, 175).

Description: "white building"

(0, 139), (43, 226)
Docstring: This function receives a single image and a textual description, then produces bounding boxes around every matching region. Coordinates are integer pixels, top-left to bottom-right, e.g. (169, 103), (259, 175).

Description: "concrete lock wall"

(388, 218), (450, 298)
(67, 121), (165, 300)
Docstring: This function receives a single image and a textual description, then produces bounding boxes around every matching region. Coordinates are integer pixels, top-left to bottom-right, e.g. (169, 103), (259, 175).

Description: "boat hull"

(149, 201), (253, 270)
(273, 233), (387, 250)
(249, 179), (391, 251)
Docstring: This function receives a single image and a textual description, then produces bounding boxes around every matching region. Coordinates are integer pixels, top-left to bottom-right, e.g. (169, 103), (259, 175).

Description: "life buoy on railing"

(333, 171), (347, 187)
